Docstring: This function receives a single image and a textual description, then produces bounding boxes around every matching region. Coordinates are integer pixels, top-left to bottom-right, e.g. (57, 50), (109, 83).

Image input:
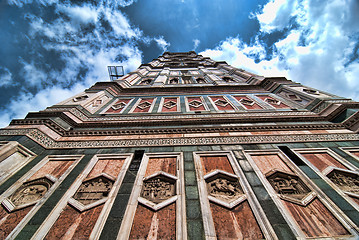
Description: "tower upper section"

(116, 51), (261, 88)
(6, 51), (359, 135)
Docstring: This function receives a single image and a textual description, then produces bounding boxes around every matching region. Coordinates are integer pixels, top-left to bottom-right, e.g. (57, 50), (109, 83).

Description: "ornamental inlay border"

(1, 128), (359, 149)
(43, 107), (317, 123)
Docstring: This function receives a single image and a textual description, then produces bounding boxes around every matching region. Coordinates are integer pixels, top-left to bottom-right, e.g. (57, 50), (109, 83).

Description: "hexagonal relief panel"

(266, 170), (315, 206)
(138, 171), (177, 211)
(326, 169), (359, 197)
(188, 100), (203, 108)
(69, 174), (114, 212)
(73, 175), (113, 205)
(2, 177), (54, 212)
(204, 170), (246, 209)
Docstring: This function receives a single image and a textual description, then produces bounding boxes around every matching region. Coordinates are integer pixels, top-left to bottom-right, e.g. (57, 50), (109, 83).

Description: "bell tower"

(0, 51), (359, 239)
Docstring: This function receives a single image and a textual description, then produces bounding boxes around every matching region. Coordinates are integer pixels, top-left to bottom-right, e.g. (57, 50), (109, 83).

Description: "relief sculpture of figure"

(207, 177), (242, 201)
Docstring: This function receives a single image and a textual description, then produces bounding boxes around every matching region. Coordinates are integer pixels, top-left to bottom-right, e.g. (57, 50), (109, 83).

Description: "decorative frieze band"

(1, 128), (359, 149)
(43, 107), (317, 123)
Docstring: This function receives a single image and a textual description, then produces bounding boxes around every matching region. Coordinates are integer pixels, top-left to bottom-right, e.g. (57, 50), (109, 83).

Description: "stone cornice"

(1, 128), (358, 149)
(9, 118), (345, 137)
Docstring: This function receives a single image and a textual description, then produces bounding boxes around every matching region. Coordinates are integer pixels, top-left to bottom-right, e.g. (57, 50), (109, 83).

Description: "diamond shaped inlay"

(163, 101), (177, 109)
(222, 77), (236, 83)
(137, 101), (152, 110)
(303, 88), (319, 95)
(169, 78), (179, 84)
(196, 78), (205, 83)
(214, 99), (229, 107)
(141, 174), (176, 204)
(92, 99), (102, 107)
(73, 176), (113, 205)
(73, 95), (89, 102)
(265, 98), (281, 105)
(286, 94), (302, 102)
(239, 98), (255, 106)
(140, 79), (152, 85)
(188, 100), (203, 108)
(112, 102), (127, 110)
(327, 169), (359, 196)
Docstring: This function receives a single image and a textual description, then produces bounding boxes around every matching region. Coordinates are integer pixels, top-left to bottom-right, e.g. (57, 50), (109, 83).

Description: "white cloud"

(0, 67), (13, 87)
(201, 37), (288, 77)
(193, 39), (200, 51)
(0, 83), (86, 128)
(57, 4), (99, 25)
(154, 36), (170, 52)
(0, 1), (144, 127)
(202, 0), (359, 101)
(255, 0), (297, 33)
(19, 59), (47, 87)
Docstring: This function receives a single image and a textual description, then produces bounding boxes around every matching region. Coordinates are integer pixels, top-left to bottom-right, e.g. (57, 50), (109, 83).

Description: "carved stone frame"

(101, 98), (134, 114)
(207, 95), (237, 112)
(193, 151), (277, 240)
(293, 148), (359, 212)
(231, 94), (267, 110)
(0, 141), (36, 185)
(128, 98), (157, 113)
(339, 147), (359, 163)
(158, 96), (181, 113)
(32, 154), (133, 240)
(0, 155), (83, 239)
(244, 149), (358, 239)
(117, 152), (186, 240)
(184, 96), (209, 112)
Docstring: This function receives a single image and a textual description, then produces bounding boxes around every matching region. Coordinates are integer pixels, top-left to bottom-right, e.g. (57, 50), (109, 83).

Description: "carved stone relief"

(141, 175), (176, 204)
(203, 170), (246, 208)
(9, 177), (53, 207)
(73, 176), (113, 205)
(266, 170), (314, 205)
(206, 174), (242, 202)
(327, 170), (359, 195)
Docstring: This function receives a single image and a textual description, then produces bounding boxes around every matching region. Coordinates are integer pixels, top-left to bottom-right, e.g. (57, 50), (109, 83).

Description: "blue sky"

(0, 0), (359, 127)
